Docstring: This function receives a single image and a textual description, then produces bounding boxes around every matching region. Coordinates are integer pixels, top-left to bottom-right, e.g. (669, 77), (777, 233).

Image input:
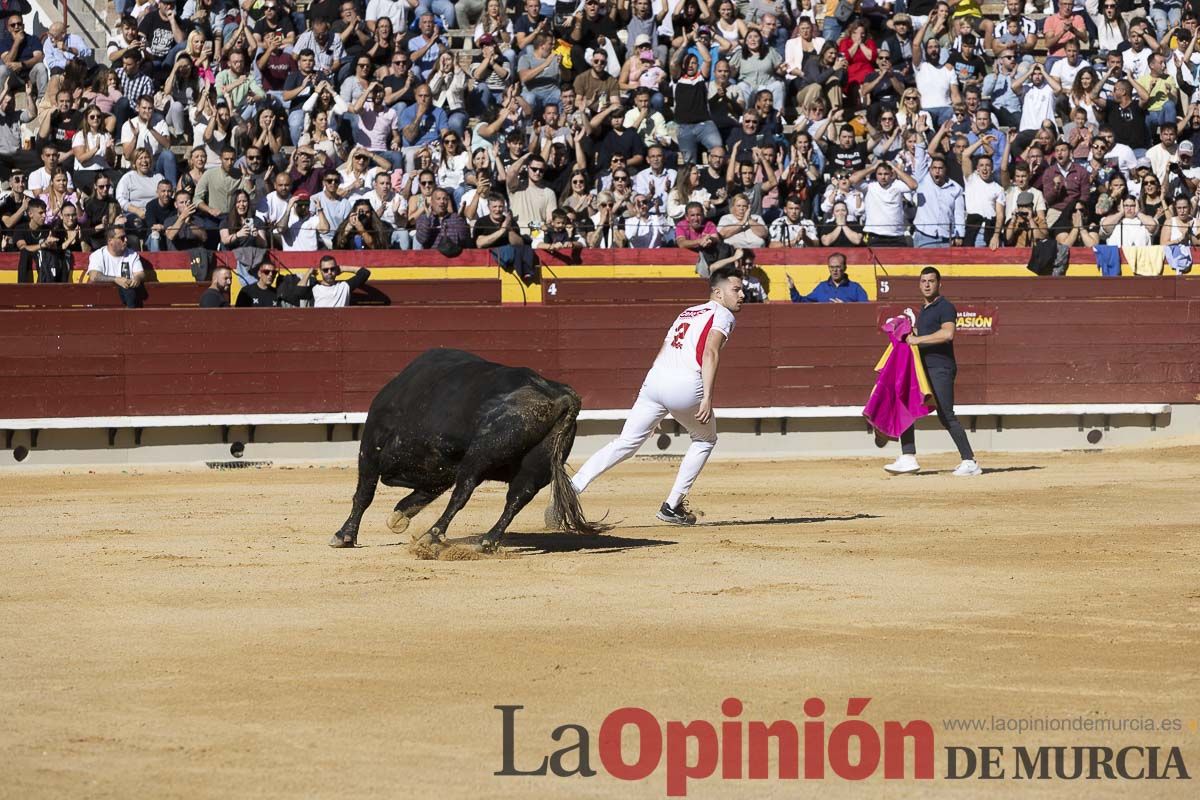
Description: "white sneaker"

(952, 459), (982, 477)
(884, 454), (920, 474)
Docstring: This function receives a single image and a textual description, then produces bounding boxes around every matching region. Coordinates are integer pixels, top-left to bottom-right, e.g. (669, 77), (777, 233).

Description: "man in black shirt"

(1102, 80), (1150, 153)
(885, 266), (981, 476)
(200, 266), (232, 307)
(138, 0), (190, 78)
(39, 90), (81, 155)
(143, 179), (177, 251)
(947, 34), (987, 94)
(235, 263), (315, 307)
(823, 124), (868, 178)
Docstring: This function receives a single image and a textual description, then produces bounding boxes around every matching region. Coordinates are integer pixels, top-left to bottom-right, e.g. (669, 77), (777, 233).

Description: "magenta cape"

(863, 314), (936, 440)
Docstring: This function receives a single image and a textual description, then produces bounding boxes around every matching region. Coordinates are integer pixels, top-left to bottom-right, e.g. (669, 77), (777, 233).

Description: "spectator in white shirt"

(276, 190), (330, 251)
(86, 225), (144, 308)
(961, 146), (1006, 250)
(632, 145), (677, 209)
(717, 193), (769, 248)
(913, 37), (960, 128)
(853, 160), (918, 246)
(624, 193), (672, 248)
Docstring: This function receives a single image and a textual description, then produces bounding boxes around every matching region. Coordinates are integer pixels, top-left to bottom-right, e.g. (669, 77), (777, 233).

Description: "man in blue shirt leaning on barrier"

(786, 252), (869, 303)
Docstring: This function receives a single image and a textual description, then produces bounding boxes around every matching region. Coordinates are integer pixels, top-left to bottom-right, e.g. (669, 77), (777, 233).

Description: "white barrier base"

(0, 404), (1186, 468)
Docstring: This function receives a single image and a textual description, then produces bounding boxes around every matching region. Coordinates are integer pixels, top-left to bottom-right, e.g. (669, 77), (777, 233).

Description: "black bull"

(331, 349), (608, 552)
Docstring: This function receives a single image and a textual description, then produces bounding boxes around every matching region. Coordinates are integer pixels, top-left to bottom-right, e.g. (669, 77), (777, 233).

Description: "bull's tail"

(548, 393), (612, 536)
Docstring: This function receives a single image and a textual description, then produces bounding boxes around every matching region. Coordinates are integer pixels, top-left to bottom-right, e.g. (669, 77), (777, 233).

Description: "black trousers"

(900, 362), (975, 460)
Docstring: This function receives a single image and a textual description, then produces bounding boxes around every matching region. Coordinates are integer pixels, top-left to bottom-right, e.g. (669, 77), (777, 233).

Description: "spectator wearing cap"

(1166, 141), (1199, 199)
(1004, 162), (1046, 219)
(911, 148), (966, 248)
(277, 189), (330, 251)
(1003, 191), (1048, 247)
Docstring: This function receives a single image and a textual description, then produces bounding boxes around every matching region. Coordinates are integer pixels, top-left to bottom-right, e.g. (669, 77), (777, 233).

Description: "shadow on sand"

(910, 465), (1044, 477)
(621, 513), (881, 530)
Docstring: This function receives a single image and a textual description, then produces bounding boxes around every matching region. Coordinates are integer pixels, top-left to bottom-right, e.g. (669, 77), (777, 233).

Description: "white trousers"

(571, 368), (718, 508)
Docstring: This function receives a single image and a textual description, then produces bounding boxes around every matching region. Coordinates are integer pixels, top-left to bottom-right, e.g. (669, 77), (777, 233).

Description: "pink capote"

(863, 314), (936, 440)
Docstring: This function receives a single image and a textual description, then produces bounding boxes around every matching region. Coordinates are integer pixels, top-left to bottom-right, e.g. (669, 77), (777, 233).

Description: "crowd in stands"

(3, 0), (1200, 286)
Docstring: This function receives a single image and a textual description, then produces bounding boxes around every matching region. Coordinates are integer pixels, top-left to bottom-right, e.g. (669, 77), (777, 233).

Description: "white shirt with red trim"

(652, 300), (736, 374)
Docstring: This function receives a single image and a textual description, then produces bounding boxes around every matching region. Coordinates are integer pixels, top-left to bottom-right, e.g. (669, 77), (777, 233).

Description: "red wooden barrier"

(0, 246), (1109, 276)
(877, 275), (1200, 301)
(542, 277), (707, 304)
(2, 301), (1198, 419)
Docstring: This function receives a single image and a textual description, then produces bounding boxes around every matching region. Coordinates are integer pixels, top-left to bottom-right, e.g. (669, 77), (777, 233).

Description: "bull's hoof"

(474, 537), (500, 554)
(387, 510), (411, 535)
(329, 532), (357, 548)
(544, 503), (564, 530)
(414, 531), (446, 549)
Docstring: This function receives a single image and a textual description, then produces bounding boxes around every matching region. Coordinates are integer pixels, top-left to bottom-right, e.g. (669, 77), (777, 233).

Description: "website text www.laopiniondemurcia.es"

(494, 699), (1192, 795)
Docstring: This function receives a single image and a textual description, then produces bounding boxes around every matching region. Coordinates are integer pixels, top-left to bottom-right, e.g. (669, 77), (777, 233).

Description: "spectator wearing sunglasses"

(85, 225), (145, 308)
(308, 255), (371, 307)
(234, 261), (314, 307)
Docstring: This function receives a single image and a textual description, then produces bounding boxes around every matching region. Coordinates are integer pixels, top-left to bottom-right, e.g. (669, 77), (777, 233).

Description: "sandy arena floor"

(1, 445), (1198, 799)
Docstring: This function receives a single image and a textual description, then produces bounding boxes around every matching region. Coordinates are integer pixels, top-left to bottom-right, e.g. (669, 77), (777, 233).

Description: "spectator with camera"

(277, 190), (330, 251)
(1003, 192), (1049, 247)
(333, 198), (391, 249)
